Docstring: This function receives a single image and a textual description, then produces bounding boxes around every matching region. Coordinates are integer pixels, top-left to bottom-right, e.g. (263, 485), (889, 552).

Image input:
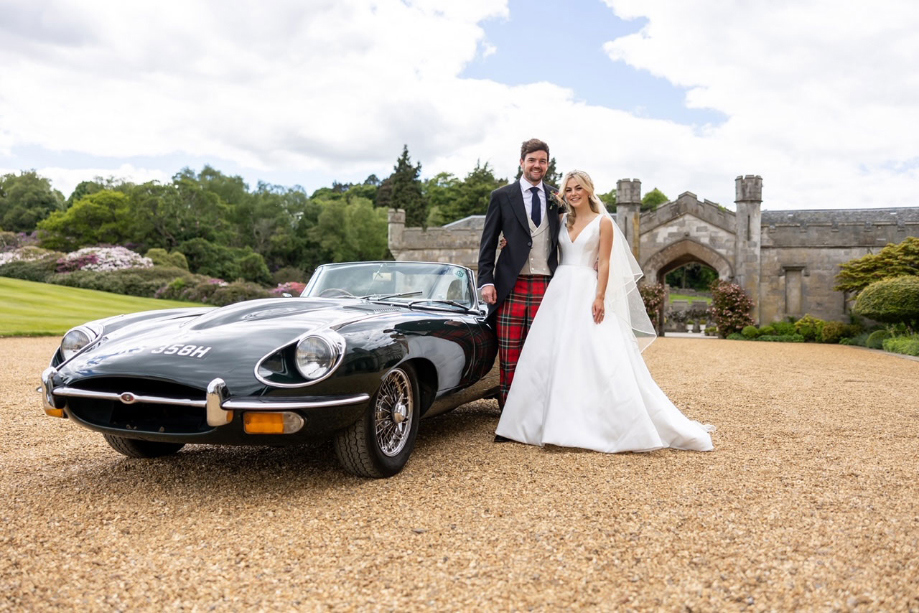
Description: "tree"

(666, 263), (718, 292)
(170, 168), (235, 245)
(641, 188), (668, 211)
(598, 189), (617, 213)
(0, 171), (65, 232)
(313, 197), (389, 262)
(66, 177), (129, 208)
(37, 190), (132, 251)
(436, 161), (505, 225)
(423, 172), (461, 227)
(377, 145), (428, 227)
(835, 236), (919, 294)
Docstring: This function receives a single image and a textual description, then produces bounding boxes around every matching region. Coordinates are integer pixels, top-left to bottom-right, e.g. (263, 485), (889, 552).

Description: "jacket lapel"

(510, 181), (531, 235)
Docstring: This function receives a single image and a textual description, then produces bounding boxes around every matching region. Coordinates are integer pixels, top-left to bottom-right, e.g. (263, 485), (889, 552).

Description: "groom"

(478, 138), (561, 415)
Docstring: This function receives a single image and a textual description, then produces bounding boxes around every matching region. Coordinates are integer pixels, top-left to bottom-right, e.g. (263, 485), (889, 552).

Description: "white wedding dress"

(495, 214), (714, 453)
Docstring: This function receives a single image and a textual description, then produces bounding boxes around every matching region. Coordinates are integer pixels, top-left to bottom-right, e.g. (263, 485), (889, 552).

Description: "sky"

(1, 0), (918, 211)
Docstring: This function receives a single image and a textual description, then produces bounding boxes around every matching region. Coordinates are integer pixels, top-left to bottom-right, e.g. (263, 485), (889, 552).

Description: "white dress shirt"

(520, 178), (547, 226)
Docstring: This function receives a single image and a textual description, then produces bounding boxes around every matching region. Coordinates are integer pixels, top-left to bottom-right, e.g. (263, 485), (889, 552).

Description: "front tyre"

(102, 434), (185, 458)
(334, 364), (420, 478)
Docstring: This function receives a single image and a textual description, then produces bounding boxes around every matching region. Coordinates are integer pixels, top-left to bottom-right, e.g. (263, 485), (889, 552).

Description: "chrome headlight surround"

(60, 324), (102, 362)
(255, 330), (346, 388)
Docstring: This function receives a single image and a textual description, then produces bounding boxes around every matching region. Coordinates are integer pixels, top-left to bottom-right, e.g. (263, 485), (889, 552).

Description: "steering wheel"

(318, 288), (355, 298)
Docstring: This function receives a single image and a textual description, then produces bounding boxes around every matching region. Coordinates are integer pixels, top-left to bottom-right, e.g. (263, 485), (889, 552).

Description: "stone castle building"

(388, 176), (919, 324)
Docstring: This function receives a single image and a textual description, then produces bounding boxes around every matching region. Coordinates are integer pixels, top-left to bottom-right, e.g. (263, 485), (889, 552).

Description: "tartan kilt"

(496, 275), (550, 405)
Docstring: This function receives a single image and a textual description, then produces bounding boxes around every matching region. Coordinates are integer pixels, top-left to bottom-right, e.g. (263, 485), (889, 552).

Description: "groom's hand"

(482, 285), (497, 304)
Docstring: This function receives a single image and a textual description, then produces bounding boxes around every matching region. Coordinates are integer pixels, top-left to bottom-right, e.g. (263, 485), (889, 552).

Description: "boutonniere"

(547, 191), (561, 212)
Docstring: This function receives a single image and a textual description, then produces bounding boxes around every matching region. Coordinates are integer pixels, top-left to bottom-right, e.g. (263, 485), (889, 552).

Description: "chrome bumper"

(40, 368), (370, 427)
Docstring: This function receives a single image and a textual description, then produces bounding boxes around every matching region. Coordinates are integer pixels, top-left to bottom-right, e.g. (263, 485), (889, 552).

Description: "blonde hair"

(560, 170), (604, 229)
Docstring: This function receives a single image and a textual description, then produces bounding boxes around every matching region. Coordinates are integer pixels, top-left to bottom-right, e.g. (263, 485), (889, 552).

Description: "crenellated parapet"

(735, 174), (763, 203)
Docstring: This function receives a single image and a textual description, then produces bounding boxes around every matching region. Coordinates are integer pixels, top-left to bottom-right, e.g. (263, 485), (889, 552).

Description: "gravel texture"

(2, 337), (918, 611)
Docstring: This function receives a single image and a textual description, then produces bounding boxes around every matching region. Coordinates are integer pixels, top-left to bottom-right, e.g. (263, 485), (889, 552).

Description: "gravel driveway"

(2, 337), (918, 611)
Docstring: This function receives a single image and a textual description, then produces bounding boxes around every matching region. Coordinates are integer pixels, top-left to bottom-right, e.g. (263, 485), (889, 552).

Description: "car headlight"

(60, 325), (100, 361)
(294, 333), (344, 381)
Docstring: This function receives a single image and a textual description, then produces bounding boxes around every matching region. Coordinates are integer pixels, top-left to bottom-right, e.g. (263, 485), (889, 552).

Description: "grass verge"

(669, 292), (712, 304)
(0, 277), (206, 337)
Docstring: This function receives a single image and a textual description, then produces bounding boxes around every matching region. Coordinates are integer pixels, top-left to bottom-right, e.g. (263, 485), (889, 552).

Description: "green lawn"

(0, 277), (205, 337)
(669, 292), (712, 304)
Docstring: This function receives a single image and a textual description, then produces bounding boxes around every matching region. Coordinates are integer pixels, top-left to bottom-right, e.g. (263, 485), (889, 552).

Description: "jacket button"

(527, 241), (532, 247)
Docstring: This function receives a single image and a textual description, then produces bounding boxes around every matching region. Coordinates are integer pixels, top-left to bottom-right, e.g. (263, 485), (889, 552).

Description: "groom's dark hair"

(520, 138), (549, 160)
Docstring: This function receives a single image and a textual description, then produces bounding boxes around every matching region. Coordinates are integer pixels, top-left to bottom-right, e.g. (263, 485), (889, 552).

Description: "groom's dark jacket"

(478, 180), (561, 317)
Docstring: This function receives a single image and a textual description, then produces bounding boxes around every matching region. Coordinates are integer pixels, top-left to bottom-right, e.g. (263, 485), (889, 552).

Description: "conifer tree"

(378, 145), (428, 227)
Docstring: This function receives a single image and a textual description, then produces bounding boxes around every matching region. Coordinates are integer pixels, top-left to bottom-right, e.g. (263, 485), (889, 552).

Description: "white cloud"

(600, 0), (919, 208)
(1, 0), (918, 208)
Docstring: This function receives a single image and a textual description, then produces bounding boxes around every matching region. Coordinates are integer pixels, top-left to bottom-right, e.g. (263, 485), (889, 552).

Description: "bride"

(495, 169), (714, 453)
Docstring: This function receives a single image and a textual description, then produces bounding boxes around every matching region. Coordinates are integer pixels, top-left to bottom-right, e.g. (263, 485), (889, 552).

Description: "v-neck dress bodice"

(559, 214), (603, 268)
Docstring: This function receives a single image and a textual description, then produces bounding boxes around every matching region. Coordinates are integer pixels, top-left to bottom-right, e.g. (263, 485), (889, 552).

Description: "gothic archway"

(641, 238), (734, 285)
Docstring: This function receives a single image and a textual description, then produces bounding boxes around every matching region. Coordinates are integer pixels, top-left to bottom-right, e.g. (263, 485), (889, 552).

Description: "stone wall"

(388, 209), (485, 269)
(758, 208), (919, 323)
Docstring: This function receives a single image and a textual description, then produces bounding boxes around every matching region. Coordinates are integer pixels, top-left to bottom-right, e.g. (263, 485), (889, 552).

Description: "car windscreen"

(303, 263), (476, 308)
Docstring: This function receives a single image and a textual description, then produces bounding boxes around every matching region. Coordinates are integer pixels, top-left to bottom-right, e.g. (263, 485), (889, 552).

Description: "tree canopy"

(0, 171), (64, 232)
(377, 145), (428, 227)
(2, 147), (632, 287)
(641, 188), (669, 211)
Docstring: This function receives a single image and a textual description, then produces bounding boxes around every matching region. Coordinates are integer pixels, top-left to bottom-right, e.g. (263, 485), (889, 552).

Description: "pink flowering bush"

(270, 281), (306, 297)
(639, 283), (666, 331)
(56, 246), (153, 273)
(708, 280), (755, 337)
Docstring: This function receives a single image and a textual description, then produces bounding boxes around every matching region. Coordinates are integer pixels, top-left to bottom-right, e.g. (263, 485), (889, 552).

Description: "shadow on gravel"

(47, 400), (503, 497)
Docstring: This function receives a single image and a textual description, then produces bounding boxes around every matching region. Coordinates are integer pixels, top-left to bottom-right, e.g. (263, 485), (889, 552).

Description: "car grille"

(65, 378), (209, 434)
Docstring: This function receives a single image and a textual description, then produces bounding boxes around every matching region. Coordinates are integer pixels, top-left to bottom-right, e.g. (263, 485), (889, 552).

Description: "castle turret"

(734, 175), (763, 323)
(616, 179), (642, 260)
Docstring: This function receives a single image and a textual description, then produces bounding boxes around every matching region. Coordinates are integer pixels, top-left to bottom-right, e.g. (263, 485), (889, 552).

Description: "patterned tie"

(530, 187), (541, 227)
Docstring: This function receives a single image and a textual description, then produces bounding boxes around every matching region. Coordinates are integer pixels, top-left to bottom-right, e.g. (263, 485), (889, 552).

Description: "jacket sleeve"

(477, 188), (503, 288)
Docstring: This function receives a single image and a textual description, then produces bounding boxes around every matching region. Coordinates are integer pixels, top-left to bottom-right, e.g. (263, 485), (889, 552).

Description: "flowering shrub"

(270, 281), (306, 297)
(708, 280), (754, 337)
(56, 246), (153, 273)
(0, 245), (58, 266)
(639, 283), (665, 326)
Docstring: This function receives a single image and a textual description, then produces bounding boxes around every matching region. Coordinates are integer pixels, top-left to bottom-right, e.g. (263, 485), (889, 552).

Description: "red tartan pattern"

(496, 275), (550, 404)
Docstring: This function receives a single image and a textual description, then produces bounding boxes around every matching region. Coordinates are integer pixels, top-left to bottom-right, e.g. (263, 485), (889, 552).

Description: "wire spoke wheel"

(334, 363), (420, 478)
(374, 368), (413, 457)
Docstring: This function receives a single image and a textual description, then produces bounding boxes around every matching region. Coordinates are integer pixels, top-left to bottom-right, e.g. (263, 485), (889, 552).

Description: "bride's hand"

(592, 297), (605, 324)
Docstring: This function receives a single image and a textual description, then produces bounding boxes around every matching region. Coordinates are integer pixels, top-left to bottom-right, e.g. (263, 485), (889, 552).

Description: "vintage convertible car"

(40, 261), (498, 477)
